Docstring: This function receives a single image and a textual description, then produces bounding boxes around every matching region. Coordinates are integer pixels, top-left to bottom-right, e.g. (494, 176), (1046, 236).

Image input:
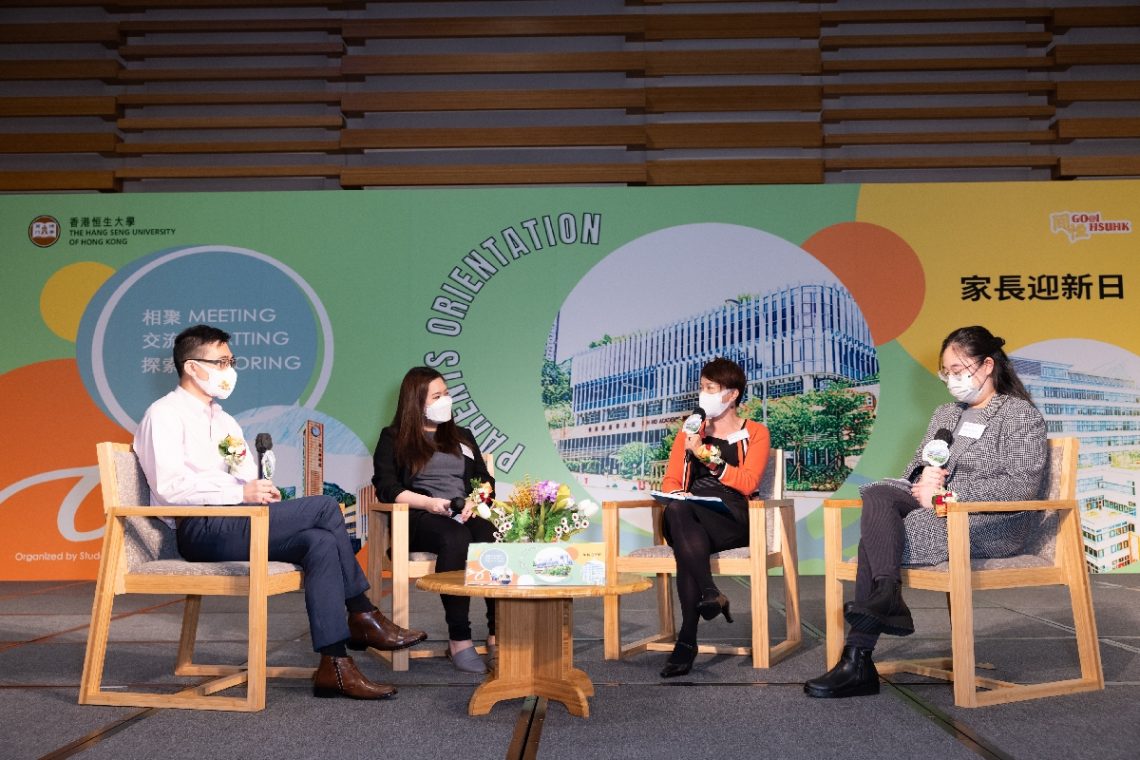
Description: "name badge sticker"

(460, 443), (474, 459)
(959, 422), (986, 439)
(726, 429), (749, 444)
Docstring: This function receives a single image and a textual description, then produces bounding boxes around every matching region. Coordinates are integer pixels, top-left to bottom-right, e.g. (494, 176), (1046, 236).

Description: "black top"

(688, 431), (749, 517)
(371, 425), (495, 505)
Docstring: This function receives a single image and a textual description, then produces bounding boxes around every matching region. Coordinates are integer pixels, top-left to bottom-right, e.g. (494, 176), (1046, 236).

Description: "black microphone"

(921, 428), (954, 468)
(681, 407), (705, 436)
(255, 433), (275, 480)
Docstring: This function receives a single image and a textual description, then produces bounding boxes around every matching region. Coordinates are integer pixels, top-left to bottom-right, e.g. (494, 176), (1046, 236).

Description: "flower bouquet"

(217, 434), (247, 474)
(931, 489), (957, 518)
(693, 443), (724, 468)
(471, 476), (599, 544)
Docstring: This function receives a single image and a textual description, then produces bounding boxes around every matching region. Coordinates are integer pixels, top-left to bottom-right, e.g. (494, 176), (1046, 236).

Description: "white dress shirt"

(134, 386), (257, 516)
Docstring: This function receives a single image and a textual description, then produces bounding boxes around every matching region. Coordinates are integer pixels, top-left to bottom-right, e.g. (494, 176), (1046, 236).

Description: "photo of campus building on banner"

(1014, 353), (1140, 573)
(547, 282), (878, 488)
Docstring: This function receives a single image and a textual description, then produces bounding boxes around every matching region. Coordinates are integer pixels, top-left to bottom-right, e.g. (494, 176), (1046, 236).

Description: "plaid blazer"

(873, 394), (1048, 565)
(900, 394), (1048, 502)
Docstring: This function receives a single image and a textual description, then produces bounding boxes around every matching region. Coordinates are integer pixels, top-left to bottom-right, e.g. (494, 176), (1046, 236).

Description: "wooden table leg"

(468, 596), (592, 718)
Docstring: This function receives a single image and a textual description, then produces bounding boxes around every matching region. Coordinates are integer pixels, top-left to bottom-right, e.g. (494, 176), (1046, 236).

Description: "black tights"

(663, 500), (744, 648)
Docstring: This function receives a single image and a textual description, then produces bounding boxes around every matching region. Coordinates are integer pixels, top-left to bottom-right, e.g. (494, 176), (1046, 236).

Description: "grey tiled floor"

(1, 574), (1138, 760)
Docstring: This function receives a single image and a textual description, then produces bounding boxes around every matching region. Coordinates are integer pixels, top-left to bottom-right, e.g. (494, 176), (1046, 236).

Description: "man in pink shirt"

(134, 324), (425, 699)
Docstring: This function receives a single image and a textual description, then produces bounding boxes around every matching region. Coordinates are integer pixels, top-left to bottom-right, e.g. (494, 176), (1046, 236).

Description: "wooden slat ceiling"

(0, 2), (1138, 191)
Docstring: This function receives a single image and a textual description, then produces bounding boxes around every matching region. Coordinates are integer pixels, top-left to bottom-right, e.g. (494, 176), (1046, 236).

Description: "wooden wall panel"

(0, 2), (1138, 191)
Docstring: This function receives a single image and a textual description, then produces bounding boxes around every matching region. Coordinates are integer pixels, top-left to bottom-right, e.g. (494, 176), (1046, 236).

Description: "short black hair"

(700, 357), (747, 407)
(173, 325), (231, 377)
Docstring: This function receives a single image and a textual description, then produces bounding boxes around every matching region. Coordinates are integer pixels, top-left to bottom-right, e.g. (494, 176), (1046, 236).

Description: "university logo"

(1050, 211), (1133, 243)
(28, 215), (61, 248)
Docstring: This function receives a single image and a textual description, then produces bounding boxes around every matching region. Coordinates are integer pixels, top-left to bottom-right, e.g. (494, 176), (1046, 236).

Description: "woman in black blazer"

(372, 366), (497, 674)
(805, 325), (1047, 699)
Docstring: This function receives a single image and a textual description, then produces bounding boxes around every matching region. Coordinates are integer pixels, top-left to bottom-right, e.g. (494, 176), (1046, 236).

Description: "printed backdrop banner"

(1, 182), (1137, 580)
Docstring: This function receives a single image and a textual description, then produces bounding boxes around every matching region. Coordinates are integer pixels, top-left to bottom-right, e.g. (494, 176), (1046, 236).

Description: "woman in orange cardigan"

(657, 357), (771, 677)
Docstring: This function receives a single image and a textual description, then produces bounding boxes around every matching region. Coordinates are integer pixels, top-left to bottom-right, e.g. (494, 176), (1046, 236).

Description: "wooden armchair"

(602, 450), (801, 668)
(823, 436), (1104, 707)
(365, 453), (493, 671)
(79, 442), (313, 712)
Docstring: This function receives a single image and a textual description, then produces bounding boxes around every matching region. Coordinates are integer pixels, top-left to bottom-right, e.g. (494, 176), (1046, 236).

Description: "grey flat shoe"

(447, 646), (488, 674)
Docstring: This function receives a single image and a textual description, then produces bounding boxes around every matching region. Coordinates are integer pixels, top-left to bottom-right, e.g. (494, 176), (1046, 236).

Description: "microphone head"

(933, 428), (954, 446)
(922, 433), (951, 467)
(681, 407), (705, 435)
(255, 432), (273, 455)
(261, 450), (276, 480)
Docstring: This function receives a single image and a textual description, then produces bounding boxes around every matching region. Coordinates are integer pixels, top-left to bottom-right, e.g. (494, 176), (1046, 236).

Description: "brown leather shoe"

(313, 655), (396, 699)
(347, 610), (427, 652)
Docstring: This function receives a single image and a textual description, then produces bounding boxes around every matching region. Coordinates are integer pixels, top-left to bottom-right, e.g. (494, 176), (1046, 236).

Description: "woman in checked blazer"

(804, 325), (1048, 699)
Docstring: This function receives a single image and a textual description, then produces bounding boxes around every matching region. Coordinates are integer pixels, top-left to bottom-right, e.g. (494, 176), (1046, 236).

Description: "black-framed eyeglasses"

(937, 360), (978, 383)
(189, 357), (237, 370)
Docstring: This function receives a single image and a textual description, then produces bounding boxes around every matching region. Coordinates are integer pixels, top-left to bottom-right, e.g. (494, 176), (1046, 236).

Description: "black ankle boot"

(844, 578), (914, 636)
(803, 645), (879, 698)
(660, 641), (696, 679)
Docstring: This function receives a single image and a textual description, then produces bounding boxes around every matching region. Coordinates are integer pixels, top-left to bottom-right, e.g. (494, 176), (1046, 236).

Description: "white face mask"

(698, 390), (732, 419)
(188, 361), (237, 400)
(425, 395), (453, 423)
(946, 372), (983, 404)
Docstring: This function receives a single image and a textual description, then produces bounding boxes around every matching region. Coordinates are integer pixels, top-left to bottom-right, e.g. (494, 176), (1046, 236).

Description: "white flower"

(577, 499), (599, 517)
(476, 502), (493, 520)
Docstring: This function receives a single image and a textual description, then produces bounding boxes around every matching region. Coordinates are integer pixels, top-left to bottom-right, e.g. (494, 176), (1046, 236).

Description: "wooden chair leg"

(822, 508), (846, 669)
(174, 595), (203, 674)
(655, 572), (675, 641)
(603, 592), (621, 660)
(390, 509), (411, 672)
(947, 511), (979, 708)
(776, 505), (802, 661)
(750, 506), (770, 669)
(1060, 509), (1105, 691)
(78, 514), (123, 705)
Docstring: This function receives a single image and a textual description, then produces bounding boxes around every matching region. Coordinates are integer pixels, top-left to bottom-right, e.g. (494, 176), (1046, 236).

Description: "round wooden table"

(416, 570), (651, 718)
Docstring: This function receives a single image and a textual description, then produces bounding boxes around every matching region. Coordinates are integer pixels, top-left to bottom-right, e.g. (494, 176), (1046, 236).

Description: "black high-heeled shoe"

(697, 591), (733, 623)
(659, 641), (696, 678)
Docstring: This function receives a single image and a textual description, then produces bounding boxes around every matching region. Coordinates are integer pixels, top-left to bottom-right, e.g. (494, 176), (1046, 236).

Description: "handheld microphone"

(255, 433), (275, 480)
(921, 428), (954, 468)
(682, 407), (705, 436)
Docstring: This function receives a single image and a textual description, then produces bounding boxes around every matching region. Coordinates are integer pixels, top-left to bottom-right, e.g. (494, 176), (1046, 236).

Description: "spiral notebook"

(649, 490), (731, 515)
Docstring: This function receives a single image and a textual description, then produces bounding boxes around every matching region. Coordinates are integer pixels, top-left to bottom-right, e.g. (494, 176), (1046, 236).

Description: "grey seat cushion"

(115, 450), (301, 576)
(134, 558), (302, 576)
(629, 545), (753, 560)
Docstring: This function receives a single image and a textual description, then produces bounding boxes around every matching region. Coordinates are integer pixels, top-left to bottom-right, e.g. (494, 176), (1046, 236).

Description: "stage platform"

(2, 574), (1137, 760)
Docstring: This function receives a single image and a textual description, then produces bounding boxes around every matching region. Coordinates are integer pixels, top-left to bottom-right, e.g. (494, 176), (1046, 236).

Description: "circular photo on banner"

(75, 245), (333, 430)
(542, 222), (879, 513)
(1012, 338), (1140, 575)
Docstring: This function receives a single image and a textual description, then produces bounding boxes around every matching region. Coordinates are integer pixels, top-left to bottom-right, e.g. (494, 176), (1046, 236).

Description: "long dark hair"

(940, 325), (1033, 403)
(391, 366), (462, 474)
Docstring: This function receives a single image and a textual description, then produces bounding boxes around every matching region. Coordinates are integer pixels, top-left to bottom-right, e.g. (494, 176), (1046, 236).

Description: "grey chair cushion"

(628, 545), (754, 561)
(113, 449), (300, 576)
(134, 559), (302, 576)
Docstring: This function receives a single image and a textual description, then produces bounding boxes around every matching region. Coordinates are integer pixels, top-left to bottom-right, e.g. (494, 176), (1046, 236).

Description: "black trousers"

(176, 495), (367, 652)
(846, 484), (922, 650)
(409, 513), (496, 641)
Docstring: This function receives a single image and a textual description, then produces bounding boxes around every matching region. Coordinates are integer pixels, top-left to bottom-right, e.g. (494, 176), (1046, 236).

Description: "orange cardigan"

(660, 417), (771, 497)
